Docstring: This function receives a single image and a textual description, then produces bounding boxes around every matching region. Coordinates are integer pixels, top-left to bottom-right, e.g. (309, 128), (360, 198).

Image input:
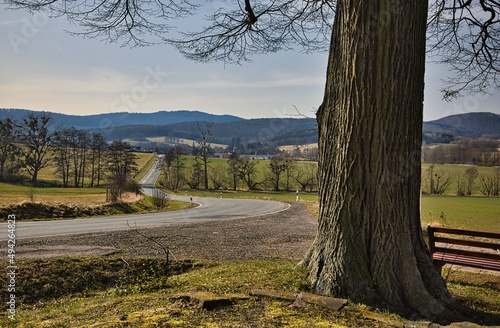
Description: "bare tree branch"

(126, 221), (175, 267)
(245, 0), (258, 24)
(285, 105), (314, 118)
(6, 0), (198, 46)
(166, 0), (335, 63)
(5, 0), (498, 92)
(427, 0), (500, 98)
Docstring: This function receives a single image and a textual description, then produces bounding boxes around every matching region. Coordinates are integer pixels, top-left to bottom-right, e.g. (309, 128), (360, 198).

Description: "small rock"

(250, 289), (347, 311)
(298, 292), (347, 310)
(289, 293), (308, 309)
(447, 323), (483, 328)
(170, 292), (249, 310)
(250, 289), (297, 302)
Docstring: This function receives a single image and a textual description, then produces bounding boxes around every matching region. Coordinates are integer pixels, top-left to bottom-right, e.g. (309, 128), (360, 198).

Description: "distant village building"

(213, 153), (274, 160)
(240, 154), (274, 160)
(213, 153), (233, 159)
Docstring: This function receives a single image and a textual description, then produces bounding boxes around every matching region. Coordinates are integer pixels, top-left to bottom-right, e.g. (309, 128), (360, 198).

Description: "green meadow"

(421, 196), (500, 232)
(1, 154), (498, 232)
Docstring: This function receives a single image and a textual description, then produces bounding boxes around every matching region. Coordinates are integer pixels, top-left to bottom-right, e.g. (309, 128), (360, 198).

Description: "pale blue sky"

(1, 5), (499, 121)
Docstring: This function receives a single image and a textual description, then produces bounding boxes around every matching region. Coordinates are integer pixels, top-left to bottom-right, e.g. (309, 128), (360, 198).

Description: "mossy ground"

(0, 257), (498, 327)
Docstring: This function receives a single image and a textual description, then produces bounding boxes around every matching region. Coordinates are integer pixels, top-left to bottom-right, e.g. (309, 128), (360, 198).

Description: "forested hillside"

(97, 118), (318, 149)
(0, 109), (243, 129)
(2, 109), (498, 150)
(423, 112), (500, 143)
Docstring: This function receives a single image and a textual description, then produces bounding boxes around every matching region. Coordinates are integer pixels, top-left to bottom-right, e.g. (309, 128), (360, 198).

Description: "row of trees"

(53, 127), (107, 188)
(423, 165), (500, 197)
(281, 146), (319, 162)
(0, 114), (138, 202)
(422, 139), (500, 166)
(162, 142), (500, 197)
(160, 149), (318, 193)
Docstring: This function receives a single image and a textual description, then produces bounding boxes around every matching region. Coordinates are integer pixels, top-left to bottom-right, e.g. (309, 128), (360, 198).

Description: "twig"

(126, 221), (173, 267)
(121, 256), (130, 269)
(285, 105), (314, 119)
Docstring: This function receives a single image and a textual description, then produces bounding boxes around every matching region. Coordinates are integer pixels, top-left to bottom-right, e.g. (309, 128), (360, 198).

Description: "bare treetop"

(168, 0), (335, 63)
(427, 0), (500, 98)
(5, 0), (499, 95)
(7, 0), (198, 46)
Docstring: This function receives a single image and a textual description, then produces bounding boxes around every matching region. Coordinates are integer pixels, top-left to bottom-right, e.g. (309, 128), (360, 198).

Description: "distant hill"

(96, 118), (318, 149)
(0, 108), (316, 150)
(2, 108), (498, 148)
(0, 108), (243, 129)
(423, 112), (500, 143)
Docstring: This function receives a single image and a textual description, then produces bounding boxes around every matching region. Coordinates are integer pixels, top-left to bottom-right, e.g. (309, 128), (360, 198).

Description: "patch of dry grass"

(0, 186), (142, 207)
(0, 183), (107, 207)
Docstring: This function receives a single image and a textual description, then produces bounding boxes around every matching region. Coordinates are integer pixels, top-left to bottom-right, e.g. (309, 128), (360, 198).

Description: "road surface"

(1, 156), (289, 239)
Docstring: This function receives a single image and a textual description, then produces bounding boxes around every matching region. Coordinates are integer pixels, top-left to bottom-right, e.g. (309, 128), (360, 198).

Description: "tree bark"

(302, 0), (456, 320)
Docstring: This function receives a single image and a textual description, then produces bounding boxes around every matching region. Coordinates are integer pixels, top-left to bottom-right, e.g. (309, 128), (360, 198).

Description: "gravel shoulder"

(14, 202), (318, 262)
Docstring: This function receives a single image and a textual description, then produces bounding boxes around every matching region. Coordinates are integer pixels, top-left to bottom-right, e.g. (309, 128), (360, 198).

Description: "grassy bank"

(0, 194), (195, 221)
(0, 152), (155, 207)
(0, 182), (108, 207)
(0, 153), (198, 220)
(1, 258), (498, 327)
(133, 152), (157, 182)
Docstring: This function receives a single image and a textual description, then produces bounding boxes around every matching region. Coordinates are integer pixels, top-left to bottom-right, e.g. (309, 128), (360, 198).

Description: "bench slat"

(434, 236), (500, 251)
(433, 253), (500, 271)
(434, 252), (500, 265)
(434, 246), (500, 261)
(430, 226), (500, 240)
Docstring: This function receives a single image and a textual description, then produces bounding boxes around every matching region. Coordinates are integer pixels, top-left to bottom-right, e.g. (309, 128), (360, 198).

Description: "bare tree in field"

(17, 113), (57, 185)
(185, 156), (202, 190)
(268, 157), (295, 191)
(268, 157), (287, 191)
(227, 152), (241, 190)
(54, 128), (72, 187)
(495, 167), (500, 196)
(210, 165), (227, 190)
(295, 163), (318, 192)
(163, 146), (185, 190)
(464, 166), (479, 196)
(426, 165), (454, 195)
(75, 129), (91, 188)
(283, 159), (296, 191)
(478, 173), (496, 196)
(89, 132), (107, 187)
(238, 157), (261, 191)
(105, 140), (137, 202)
(0, 118), (20, 181)
(7, 0), (500, 320)
(196, 122), (212, 190)
(65, 127), (89, 188)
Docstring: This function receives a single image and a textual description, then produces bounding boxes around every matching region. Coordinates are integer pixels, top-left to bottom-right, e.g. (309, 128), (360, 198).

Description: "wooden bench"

(427, 226), (500, 272)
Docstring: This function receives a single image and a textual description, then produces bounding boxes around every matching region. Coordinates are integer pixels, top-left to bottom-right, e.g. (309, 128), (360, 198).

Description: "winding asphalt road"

(1, 156), (289, 240)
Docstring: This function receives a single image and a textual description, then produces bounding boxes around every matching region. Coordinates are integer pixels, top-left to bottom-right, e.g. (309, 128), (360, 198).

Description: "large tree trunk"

(302, 0), (456, 320)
